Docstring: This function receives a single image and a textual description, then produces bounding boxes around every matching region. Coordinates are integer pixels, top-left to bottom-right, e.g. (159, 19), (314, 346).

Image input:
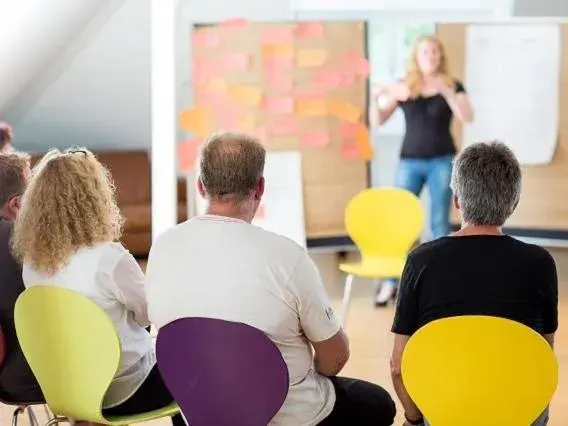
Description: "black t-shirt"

(392, 235), (558, 337)
(0, 220), (43, 401)
(399, 80), (465, 159)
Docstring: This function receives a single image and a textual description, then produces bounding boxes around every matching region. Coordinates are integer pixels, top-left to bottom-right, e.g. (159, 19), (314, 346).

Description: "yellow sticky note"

(296, 49), (327, 68)
(262, 43), (294, 58)
(240, 113), (257, 130)
(179, 107), (213, 136)
(295, 96), (327, 116)
(203, 78), (227, 93)
(328, 98), (361, 123)
(228, 85), (263, 107)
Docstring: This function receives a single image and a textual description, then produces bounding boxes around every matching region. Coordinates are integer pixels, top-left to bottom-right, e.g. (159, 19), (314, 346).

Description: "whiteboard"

(195, 151), (307, 247)
(464, 24), (561, 165)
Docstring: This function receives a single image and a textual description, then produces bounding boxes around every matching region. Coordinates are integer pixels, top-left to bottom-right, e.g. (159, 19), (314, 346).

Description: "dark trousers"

(318, 376), (396, 426)
(103, 365), (185, 426)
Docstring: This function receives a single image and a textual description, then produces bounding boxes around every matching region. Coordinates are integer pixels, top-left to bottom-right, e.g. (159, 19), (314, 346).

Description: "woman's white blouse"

(22, 241), (155, 408)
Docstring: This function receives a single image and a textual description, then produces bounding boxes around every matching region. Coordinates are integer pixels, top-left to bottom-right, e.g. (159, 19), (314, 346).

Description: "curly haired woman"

(12, 147), (183, 426)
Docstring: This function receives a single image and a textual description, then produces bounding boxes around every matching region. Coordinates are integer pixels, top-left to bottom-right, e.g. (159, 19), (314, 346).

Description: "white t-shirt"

(146, 215), (341, 426)
(22, 241), (155, 408)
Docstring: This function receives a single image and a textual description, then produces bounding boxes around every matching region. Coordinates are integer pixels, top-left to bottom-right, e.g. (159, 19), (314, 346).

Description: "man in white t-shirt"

(145, 132), (396, 426)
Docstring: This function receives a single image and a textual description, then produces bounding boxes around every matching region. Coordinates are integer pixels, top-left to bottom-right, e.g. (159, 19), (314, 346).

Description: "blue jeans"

(395, 155), (453, 240)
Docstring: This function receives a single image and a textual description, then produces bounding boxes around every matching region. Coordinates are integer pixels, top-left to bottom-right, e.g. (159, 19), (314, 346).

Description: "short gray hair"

(199, 132), (266, 202)
(450, 141), (521, 226)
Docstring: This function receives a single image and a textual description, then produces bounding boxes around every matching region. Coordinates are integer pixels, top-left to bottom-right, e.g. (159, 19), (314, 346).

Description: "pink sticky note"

(295, 22), (325, 38)
(217, 110), (242, 130)
(221, 18), (249, 29)
(313, 69), (342, 90)
(265, 73), (293, 93)
(193, 58), (218, 86)
(343, 51), (370, 77)
(221, 53), (250, 70)
(339, 122), (358, 139)
(269, 116), (300, 136)
(195, 92), (225, 106)
(339, 73), (356, 87)
(192, 29), (220, 49)
(301, 131), (330, 148)
(260, 27), (294, 44)
(263, 54), (294, 71)
(265, 97), (294, 115)
(341, 139), (359, 158)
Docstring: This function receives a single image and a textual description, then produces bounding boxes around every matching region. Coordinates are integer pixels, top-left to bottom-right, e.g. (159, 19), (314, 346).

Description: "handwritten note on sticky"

(296, 96), (327, 117)
(265, 97), (294, 115)
(313, 69), (342, 90)
(295, 22), (325, 38)
(301, 131), (330, 148)
(355, 123), (373, 160)
(203, 78), (226, 93)
(178, 139), (201, 172)
(296, 49), (327, 68)
(328, 98), (361, 123)
(263, 44), (294, 58)
(192, 29), (220, 49)
(179, 107), (213, 136)
(260, 26), (294, 44)
(228, 85), (263, 107)
(269, 116), (299, 136)
(221, 53), (250, 71)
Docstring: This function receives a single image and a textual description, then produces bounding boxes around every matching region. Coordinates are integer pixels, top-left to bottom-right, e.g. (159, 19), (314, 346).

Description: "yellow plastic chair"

(401, 316), (558, 426)
(339, 187), (424, 324)
(14, 286), (179, 425)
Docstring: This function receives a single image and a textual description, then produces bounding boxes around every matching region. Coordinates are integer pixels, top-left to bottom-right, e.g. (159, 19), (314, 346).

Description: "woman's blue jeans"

(395, 155), (454, 240)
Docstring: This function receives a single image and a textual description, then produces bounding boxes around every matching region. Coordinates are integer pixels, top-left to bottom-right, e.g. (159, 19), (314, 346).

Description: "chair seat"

(104, 402), (179, 425)
(339, 256), (406, 279)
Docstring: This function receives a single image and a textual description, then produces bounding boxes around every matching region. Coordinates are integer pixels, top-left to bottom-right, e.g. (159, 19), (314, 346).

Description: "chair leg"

(44, 405), (53, 421)
(26, 406), (39, 426)
(341, 274), (355, 327)
(45, 416), (66, 426)
(12, 406), (24, 426)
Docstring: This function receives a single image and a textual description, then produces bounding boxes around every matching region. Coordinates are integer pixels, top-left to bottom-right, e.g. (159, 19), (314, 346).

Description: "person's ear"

(197, 178), (206, 199)
(452, 195), (460, 211)
(254, 177), (265, 201)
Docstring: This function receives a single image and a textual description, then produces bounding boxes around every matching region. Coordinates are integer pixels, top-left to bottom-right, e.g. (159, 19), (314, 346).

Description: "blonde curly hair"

(12, 147), (124, 276)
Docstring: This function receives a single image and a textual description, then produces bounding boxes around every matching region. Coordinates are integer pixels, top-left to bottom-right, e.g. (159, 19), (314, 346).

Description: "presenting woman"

(371, 35), (474, 306)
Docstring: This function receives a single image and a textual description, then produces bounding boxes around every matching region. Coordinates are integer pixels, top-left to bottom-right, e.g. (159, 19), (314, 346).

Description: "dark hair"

(0, 152), (30, 207)
(0, 123), (14, 153)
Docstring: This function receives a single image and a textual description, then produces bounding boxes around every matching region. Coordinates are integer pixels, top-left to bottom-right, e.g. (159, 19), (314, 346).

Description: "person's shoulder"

(408, 238), (452, 261)
(250, 225), (306, 257)
(508, 238), (556, 266)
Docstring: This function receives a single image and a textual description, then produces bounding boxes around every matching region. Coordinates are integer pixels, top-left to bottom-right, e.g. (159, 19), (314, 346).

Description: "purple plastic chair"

(156, 317), (289, 426)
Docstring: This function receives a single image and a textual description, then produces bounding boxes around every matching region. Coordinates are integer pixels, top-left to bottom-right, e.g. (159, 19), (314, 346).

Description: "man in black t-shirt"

(390, 142), (558, 426)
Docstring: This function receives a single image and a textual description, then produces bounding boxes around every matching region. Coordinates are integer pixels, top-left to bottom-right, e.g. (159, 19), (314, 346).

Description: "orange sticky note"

(260, 27), (294, 44)
(354, 123), (373, 161)
(221, 53), (250, 71)
(265, 97), (294, 115)
(296, 95), (327, 116)
(263, 44), (294, 58)
(313, 69), (342, 90)
(240, 113), (257, 130)
(203, 78), (226, 93)
(295, 22), (325, 38)
(178, 139), (201, 172)
(301, 131), (330, 148)
(328, 98), (361, 123)
(269, 116), (299, 136)
(179, 107), (213, 136)
(296, 49), (327, 68)
(228, 85), (263, 107)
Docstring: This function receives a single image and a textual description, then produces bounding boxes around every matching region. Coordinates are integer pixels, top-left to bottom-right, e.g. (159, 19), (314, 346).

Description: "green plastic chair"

(14, 286), (179, 425)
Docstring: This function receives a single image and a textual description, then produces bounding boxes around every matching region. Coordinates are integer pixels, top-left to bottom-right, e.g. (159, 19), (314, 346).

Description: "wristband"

(405, 413), (424, 425)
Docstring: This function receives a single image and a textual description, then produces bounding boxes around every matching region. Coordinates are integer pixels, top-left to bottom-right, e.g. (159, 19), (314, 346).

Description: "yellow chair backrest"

(15, 286), (121, 423)
(345, 187), (424, 258)
(402, 315), (558, 426)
